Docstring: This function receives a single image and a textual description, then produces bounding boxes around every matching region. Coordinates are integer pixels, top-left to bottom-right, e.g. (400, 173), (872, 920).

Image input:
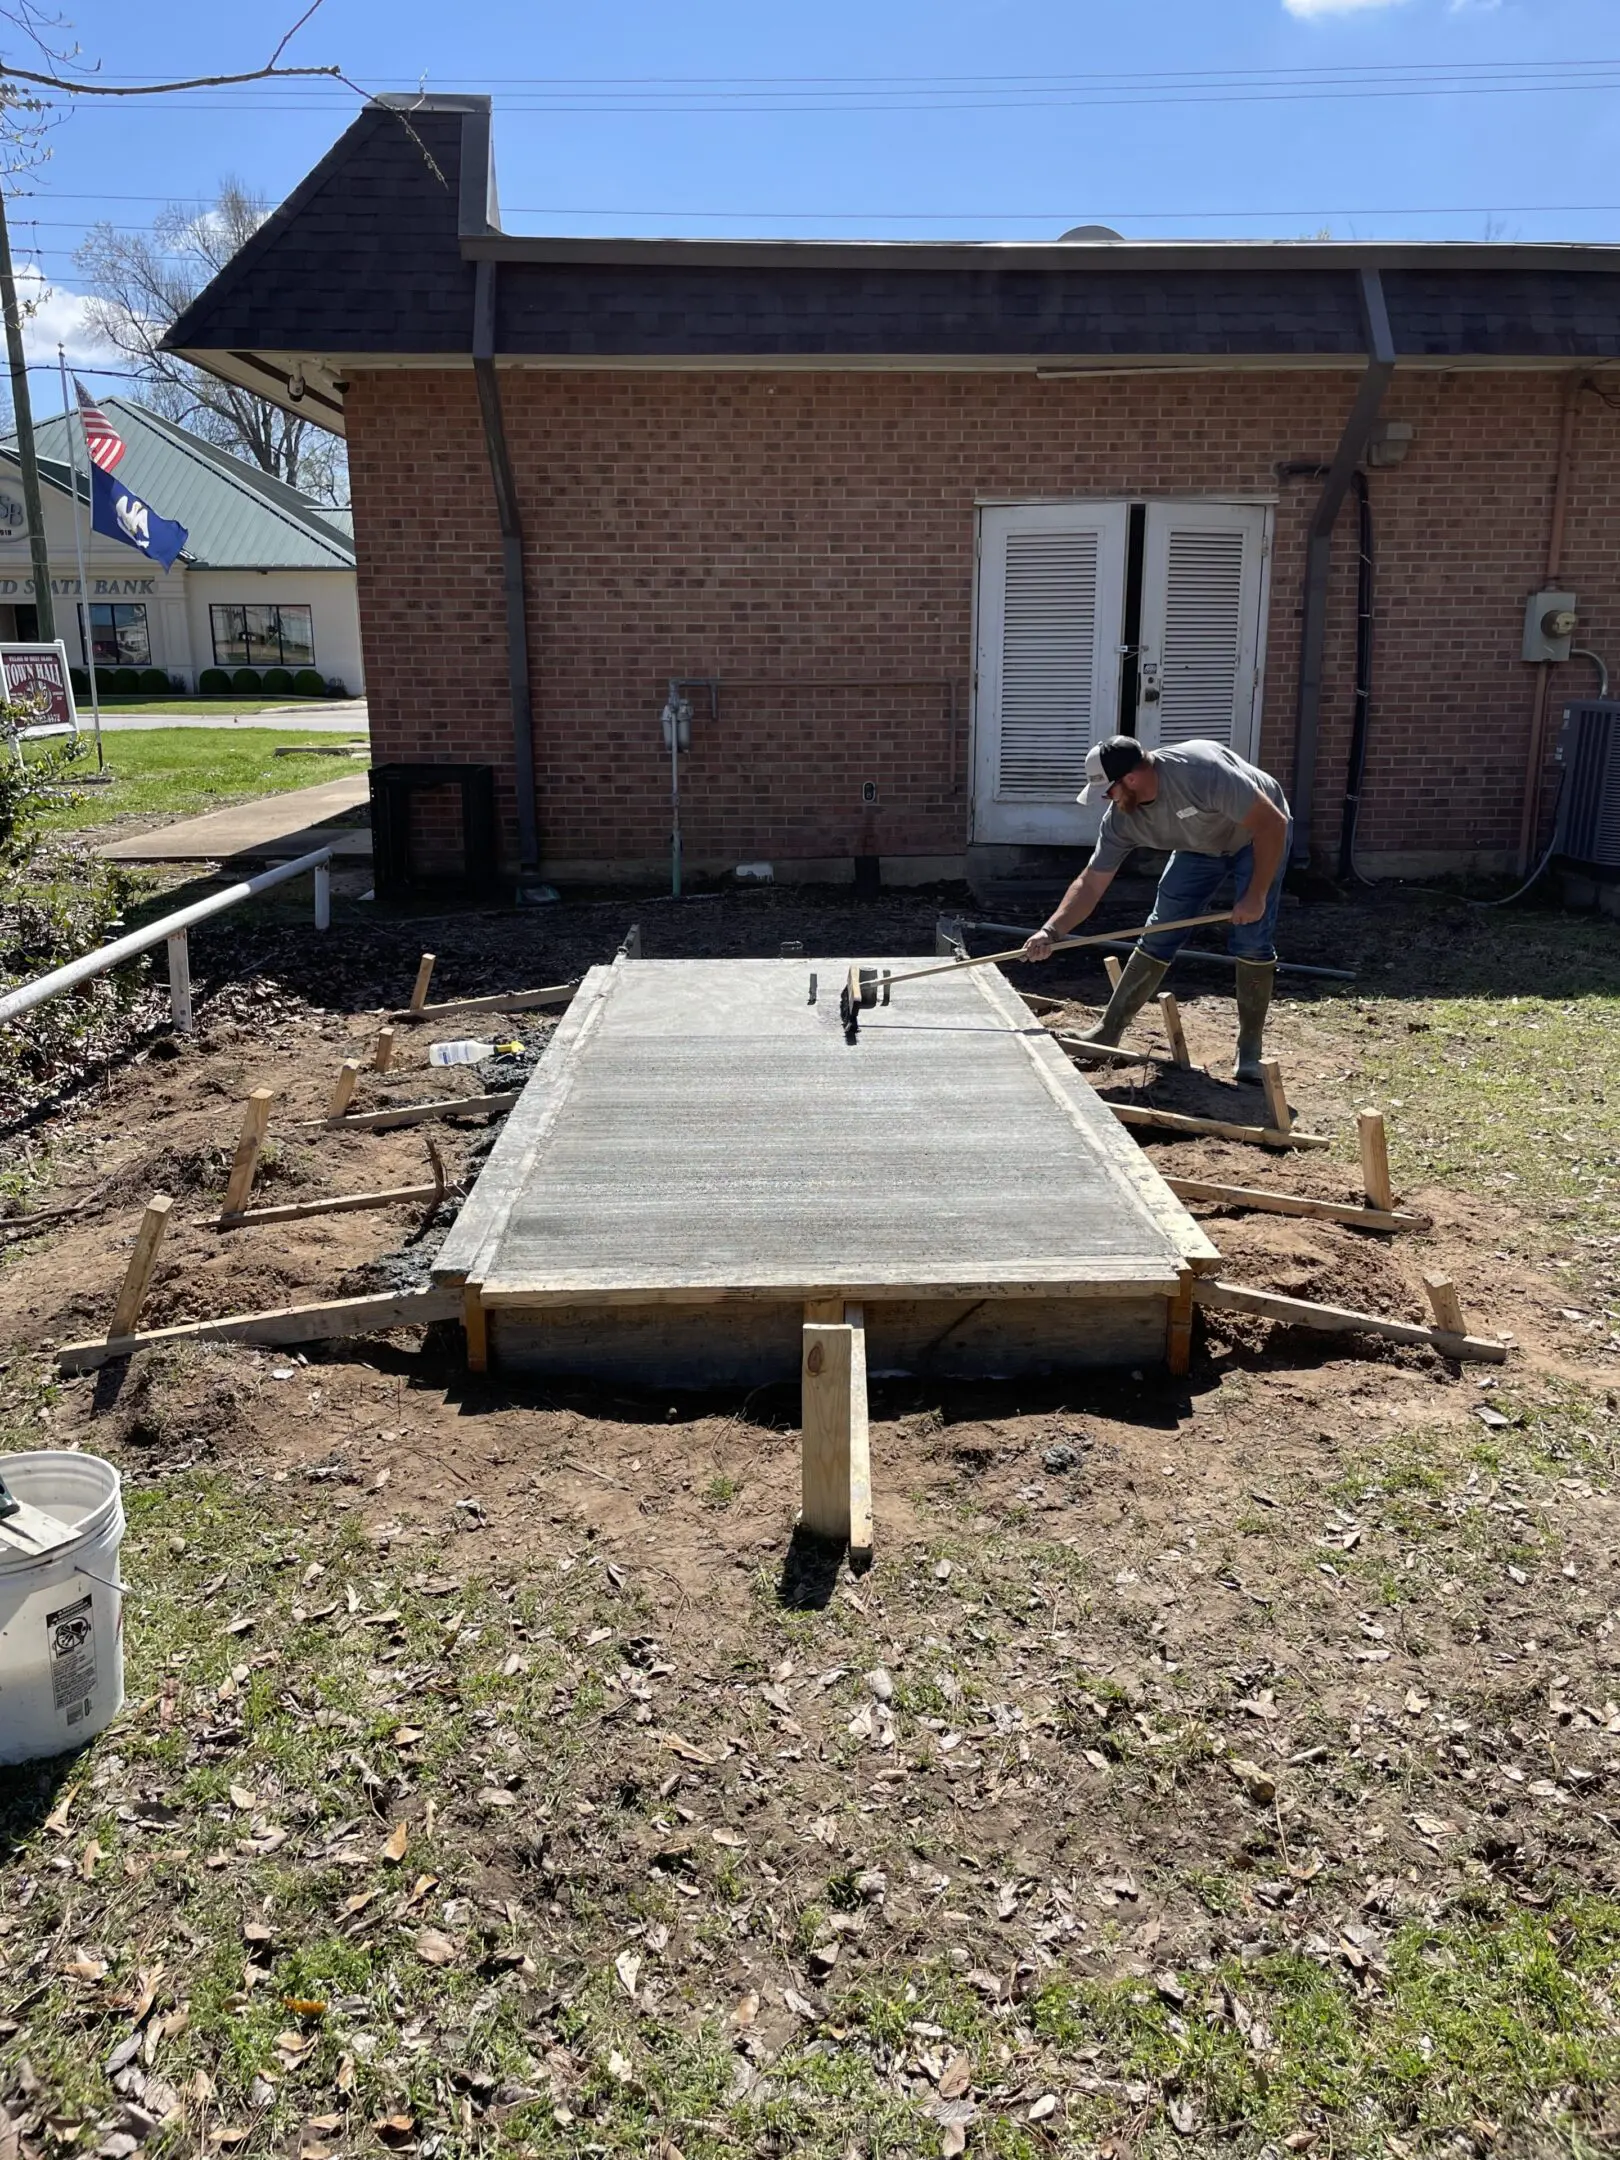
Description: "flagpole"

(59, 346), (103, 772)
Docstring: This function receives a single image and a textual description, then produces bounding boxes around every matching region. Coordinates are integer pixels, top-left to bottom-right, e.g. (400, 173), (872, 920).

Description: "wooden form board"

(440, 958), (1212, 1322)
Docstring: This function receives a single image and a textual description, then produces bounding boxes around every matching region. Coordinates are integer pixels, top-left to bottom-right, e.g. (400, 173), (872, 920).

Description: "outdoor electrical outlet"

(1523, 589), (1577, 664)
(861, 781), (878, 804)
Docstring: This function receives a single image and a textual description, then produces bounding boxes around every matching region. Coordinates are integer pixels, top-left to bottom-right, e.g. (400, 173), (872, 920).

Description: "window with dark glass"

(90, 602), (151, 669)
(209, 603), (316, 670)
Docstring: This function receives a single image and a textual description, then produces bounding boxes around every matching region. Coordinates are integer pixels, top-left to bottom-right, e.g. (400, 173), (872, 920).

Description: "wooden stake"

(1109, 1102), (1330, 1150)
(463, 1283), (488, 1374)
(1165, 1176), (1430, 1233)
(109, 1195), (172, 1342)
(1192, 1277), (1505, 1363)
(1157, 991), (1191, 1068)
(59, 1286), (462, 1375)
(409, 953), (437, 1014)
(1165, 1272), (1195, 1376)
(373, 1027), (396, 1074)
(1421, 1275), (1468, 1336)
(801, 1320), (856, 1544)
(1259, 1058), (1291, 1136)
(1358, 1108), (1394, 1212)
(843, 1302), (873, 1565)
(1103, 955), (1124, 992)
(329, 1059), (361, 1118)
(221, 1088), (274, 1218)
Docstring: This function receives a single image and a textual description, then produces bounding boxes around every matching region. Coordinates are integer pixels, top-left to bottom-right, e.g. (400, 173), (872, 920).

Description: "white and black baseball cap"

(1078, 735), (1147, 805)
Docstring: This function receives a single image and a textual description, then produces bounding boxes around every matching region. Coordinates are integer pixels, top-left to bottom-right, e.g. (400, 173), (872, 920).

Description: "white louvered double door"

(972, 500), (1270, 845)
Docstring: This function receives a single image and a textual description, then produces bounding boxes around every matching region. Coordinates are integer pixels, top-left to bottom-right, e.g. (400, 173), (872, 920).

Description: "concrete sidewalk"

(87, 701), (368, 735)
(96, 773), (372, 864)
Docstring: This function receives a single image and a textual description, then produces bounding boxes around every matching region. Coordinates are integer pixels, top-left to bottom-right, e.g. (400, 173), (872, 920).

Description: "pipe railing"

(0, 845), (333, 1036)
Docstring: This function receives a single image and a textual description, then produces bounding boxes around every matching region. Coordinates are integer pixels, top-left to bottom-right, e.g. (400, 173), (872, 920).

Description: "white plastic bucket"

(0, 1451), (126, 1765)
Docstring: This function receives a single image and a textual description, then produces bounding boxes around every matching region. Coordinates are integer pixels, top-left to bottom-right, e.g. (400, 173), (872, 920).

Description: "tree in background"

(74, 181), (348, 506)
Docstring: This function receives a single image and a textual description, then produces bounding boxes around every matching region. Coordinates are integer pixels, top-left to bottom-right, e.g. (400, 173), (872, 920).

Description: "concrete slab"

(438, 955), (1217, 1382)
(96, 774), (372, 864)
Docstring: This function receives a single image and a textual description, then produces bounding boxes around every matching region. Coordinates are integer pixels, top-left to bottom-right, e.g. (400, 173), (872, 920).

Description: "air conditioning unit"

(1555, 700), (1620, 871)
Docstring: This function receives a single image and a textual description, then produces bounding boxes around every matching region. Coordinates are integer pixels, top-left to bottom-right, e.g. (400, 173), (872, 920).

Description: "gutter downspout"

(1288, 266), (1396, 867)
(1513, 371), (1584, 877)
(471, 257), (541, 881)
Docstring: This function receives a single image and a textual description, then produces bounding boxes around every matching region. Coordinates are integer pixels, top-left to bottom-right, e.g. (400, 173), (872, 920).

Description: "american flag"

(74, 380), (125, 473)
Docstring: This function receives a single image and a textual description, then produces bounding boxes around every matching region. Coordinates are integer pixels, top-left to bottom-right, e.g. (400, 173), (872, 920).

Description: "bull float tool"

(838, 912), (1233, 1043)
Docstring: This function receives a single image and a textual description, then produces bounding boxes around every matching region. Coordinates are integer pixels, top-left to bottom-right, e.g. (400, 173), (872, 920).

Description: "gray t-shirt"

(1087, 741), (1290, 875)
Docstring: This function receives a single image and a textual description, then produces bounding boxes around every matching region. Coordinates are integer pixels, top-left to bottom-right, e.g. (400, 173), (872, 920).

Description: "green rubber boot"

(1233, 959), (1276, 1083)
(1081, 948), (1169, 1047)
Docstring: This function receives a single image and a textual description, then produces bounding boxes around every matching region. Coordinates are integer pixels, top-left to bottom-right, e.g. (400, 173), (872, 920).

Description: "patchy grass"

(1313, 977), (1620, 1228)
(4, 1373), (1617, 2160)
(23, 730), (369, 835)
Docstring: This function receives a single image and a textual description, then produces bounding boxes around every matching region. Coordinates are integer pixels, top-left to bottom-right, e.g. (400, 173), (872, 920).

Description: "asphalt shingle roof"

(13, 400), (354, 570)
(162, 96), (1620, 378)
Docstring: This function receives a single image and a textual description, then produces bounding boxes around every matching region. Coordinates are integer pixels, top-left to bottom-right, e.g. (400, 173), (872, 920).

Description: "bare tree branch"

(0, 57), (339, 93)
(0, 0), (339, 96)
(75, 178), (348, 505)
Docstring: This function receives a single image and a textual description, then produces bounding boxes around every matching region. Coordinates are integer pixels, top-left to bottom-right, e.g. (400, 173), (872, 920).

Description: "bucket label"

(47, 1591), (97, 1724)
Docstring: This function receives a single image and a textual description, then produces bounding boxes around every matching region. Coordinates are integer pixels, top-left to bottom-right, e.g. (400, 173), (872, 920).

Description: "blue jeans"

(1138, 822), (1292, 964)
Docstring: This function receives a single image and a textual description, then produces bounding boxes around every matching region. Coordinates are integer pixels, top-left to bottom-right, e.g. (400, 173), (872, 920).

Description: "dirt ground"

(2, 875), (1618, 2159)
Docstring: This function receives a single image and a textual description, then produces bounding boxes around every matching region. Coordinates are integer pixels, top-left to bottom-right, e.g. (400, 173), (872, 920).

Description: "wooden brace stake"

(1165, 1272), (1195, 1376)
(409, 953), (437, 1014)
(1165, 1176), (1430, 1233)
(397, 981), (578, 1024)
(1421, 1274), (1468, 1335)
(1103, 954), (1124, 992)
(221, 1088), (274, 1219)
(59, 1286), (463, 1375)
(801, 1311), (871, 1558)
(373, 1027), (396, 1074)
(1157, 991), (1191, 1068)
(1192, 1278), (1506, 1363)
(463, 1284), (489, 1374)
(329, 1059), (361, 1118)
(1359, 1108), (1394, 1212)
(1109, 1101), (1330, 1150)
(1259, 1057), (1291, 1137)
(109, 1194), (172, 1342)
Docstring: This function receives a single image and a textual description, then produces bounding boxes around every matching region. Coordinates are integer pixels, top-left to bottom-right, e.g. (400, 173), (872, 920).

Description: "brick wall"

(345, 366), (1619, 877)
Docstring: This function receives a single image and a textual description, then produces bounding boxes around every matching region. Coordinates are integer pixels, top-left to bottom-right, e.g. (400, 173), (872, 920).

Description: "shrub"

(262, 667), (293, 694)
(198, 668), (232, 695)
(293, 668), (327, 696)
(231, 667), (261, 694)
(139, 668), (172, 694)
(94, 669), (121, 700)
(112, 668), (140, 695)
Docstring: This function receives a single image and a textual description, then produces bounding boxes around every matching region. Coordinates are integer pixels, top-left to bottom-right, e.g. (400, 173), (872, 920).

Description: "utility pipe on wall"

(1514, 372), (1585, 877)
(1287, 266), (1395, 867)
(471, 258), (542, 882)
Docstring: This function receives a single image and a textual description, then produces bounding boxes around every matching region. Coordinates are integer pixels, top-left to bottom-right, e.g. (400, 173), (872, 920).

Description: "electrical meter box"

(1524, 590), (1578, 664)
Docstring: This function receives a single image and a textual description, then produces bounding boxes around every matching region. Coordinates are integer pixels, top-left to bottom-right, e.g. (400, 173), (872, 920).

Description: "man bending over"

(1020, 735), (1292, 1083)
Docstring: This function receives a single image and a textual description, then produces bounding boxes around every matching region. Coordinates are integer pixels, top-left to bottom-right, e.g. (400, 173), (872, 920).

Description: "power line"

(16, 204), (1620, 230)
(34, 70), (1620, 117)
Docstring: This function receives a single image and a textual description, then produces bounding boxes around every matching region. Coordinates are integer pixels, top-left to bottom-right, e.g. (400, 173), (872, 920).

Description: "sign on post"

(0, 640), (79, 746)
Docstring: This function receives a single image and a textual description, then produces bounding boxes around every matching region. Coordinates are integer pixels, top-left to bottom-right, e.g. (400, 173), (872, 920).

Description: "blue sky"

(12, 0), (1620, 388)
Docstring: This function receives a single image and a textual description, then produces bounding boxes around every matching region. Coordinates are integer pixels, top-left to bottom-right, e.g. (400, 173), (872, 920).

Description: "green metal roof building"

(0, 397), (362, 693)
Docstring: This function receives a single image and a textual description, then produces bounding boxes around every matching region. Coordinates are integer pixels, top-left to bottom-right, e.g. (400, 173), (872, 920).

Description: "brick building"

(167, 95), (1620, 891)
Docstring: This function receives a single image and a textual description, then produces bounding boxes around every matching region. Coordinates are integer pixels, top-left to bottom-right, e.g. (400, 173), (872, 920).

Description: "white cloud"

(16, 266), (112, 372)
(1283, 0), (1409, 15)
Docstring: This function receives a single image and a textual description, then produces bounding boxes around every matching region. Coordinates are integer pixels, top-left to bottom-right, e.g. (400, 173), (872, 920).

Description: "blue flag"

(91, 463), (188, 570)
